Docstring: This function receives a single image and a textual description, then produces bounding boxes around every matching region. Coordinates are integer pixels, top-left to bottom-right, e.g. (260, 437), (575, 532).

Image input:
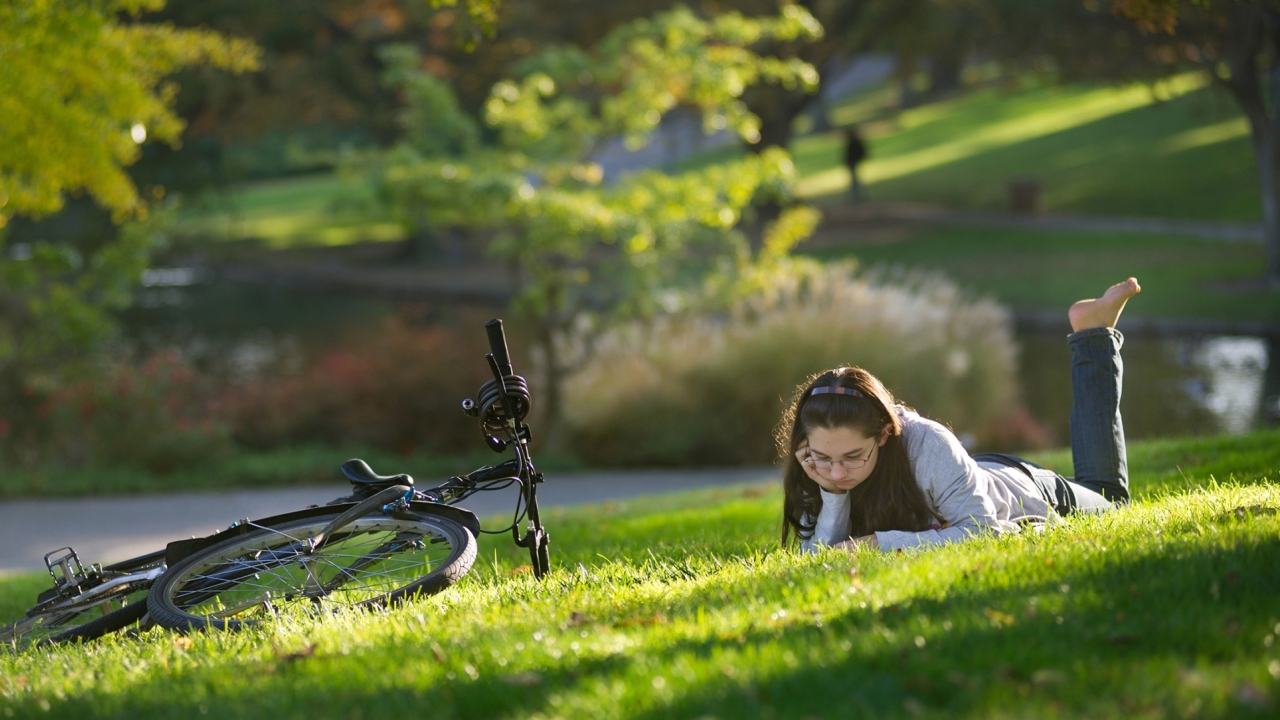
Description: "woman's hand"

(833, 535), (879, 551)
(795, 440), (849, 494)
(795, 441), (848, 494)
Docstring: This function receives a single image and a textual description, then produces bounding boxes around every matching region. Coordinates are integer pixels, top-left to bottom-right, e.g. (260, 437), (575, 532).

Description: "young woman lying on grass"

(780, 278), (1142, 552)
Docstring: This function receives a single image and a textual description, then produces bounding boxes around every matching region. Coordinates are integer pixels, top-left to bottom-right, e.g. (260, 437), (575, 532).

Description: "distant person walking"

(844, 126), (868, 202)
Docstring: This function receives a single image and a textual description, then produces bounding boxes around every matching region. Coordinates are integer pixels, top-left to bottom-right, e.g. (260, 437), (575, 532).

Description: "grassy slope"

(2, 429), (1278, 719)
(796, 74), (1258, 220)
(179, 74), (1258, 249)
(803, 225), (1280, 324)
(173, 174), (404, 247)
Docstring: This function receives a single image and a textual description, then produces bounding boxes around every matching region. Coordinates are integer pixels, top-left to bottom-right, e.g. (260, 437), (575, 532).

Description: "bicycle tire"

(148, 508), (477, 632)
(0, 554), (163, 650)
(43, 598), (150, 646)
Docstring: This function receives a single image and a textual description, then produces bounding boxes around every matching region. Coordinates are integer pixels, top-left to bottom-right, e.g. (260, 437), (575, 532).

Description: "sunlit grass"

(799, 73), (1211, 196)
(2, 429), (1278, 719)
(173, 174), (405, 247)
(803, 225), (1279, 323)
(790, 74), (1257, 220)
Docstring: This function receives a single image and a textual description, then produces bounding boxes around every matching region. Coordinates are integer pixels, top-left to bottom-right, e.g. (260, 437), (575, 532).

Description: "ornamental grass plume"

(564, 263), (1028, 466)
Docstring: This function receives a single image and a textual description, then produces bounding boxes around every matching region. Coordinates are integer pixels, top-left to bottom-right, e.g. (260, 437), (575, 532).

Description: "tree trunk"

(1218, 3), (1280, 288)
(1255, 126), (1280, 288)
(1258, 333), (1280, 428)
(536, 319), (567, 453)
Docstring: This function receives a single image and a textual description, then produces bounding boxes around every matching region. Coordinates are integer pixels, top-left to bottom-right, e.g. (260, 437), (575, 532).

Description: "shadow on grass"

(11, 510), (1278, 720)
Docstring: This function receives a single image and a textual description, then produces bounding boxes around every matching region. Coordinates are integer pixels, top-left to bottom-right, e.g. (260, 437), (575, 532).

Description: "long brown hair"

(776, 367), (942, 546)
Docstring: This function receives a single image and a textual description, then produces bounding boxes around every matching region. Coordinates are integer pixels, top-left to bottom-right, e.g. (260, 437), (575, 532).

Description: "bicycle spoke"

(156, 514), (471, 627)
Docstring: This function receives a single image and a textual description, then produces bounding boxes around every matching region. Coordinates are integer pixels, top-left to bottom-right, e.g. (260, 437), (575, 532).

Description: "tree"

(0, 0), (257, 459)
(372, 5), (824, 445)
(1108, 0), (1280, 287)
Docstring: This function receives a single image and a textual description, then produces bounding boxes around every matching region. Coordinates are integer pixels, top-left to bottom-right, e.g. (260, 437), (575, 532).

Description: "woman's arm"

(800, 488), (852, 553)
(874, 416), (1015, 551)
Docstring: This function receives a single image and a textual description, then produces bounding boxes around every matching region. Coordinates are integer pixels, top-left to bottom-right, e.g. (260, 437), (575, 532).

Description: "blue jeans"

(976, 327), (1128, 514)
(1062, 327), (1129, 511)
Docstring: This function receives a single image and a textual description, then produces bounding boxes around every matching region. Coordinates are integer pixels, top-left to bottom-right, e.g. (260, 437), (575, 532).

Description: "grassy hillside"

(3, 429), (1278, 719)
(803, 225), (1279, 324)
(796, 73), (1257, 220)
(172, 173), (403, 247)
(179, 72), (1258, 248)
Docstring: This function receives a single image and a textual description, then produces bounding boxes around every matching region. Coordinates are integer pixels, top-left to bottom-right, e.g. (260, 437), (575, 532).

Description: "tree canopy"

(0, 0), (258, 459)
(372, 4), (825, 440)
(0, 0), (258, 224)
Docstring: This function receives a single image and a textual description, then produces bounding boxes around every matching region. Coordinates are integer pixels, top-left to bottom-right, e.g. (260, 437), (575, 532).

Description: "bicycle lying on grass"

(2, 319), (549, 648)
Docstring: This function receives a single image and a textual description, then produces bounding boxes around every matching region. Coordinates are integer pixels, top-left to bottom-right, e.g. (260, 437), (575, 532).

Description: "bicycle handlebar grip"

(485, 319), (513, 376)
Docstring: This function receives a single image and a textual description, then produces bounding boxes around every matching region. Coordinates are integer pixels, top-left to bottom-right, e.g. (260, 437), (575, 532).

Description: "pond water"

(1017, 330), (1276, 446)
(120, 278), (1277, 447)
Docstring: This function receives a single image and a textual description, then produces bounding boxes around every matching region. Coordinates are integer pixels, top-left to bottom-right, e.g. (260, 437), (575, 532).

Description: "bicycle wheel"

(148, 509), (477, 632)
(1, 559), (162, 650)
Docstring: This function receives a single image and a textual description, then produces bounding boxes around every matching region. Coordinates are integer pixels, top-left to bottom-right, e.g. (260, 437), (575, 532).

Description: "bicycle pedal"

(43, 547), (89, 595)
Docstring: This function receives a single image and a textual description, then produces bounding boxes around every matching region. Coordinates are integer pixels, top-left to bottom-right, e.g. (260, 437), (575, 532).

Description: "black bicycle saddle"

(341, 459), (414, 488)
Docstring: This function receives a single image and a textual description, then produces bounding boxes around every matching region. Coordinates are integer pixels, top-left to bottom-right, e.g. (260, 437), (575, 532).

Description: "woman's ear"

(877, 426), (891, 446)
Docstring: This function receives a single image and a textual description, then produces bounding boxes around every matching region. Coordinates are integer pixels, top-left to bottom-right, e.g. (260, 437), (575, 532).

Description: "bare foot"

(1068, 278), (1141, 332)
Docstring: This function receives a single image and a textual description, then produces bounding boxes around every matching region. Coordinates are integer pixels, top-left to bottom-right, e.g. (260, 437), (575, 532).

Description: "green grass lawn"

(173, 173), (404, 247)
(803, 224), (1279, 324)
(797, 73), (1258, 220)
(3, 429), (1278, 718)
(179, 72), (1258, 251)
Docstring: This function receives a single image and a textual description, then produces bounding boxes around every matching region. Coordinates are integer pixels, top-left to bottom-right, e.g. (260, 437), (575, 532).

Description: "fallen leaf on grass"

(617, 613), (668, 627)
(172, 636), (193, 651)
(274, 643), (317, 663)
(1221, 505), (1277, 521)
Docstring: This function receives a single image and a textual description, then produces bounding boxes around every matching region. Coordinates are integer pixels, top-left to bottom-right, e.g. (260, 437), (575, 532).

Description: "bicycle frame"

(6, 318), (549, 648)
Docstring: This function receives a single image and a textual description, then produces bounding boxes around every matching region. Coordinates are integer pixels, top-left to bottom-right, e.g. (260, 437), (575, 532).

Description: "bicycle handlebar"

(485, 319), (513, 377)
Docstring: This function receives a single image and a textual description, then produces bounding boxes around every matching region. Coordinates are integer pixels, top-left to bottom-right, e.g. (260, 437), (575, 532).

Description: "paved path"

(0, 467), (776, 575)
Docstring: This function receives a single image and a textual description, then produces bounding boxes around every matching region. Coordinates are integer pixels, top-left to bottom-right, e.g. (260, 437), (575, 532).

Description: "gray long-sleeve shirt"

(801, 407), (1054, 553)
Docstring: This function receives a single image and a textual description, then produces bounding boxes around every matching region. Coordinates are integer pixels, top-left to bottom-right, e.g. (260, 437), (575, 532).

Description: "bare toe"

(1069, 278), (1141, 332)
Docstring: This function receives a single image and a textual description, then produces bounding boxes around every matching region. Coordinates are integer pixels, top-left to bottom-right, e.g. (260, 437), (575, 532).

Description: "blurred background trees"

(0, 0), (257, 462)
(0, 0), (1274, 489)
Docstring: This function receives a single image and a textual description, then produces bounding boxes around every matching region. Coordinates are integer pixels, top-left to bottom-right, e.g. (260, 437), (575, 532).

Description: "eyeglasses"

(802, 443), (877, 472)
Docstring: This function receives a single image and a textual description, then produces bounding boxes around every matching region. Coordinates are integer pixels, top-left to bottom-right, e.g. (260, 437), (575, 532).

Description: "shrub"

(564, 264), (1031, 466)
(41, 350), (233, 474)
(225, 318), (497, 456)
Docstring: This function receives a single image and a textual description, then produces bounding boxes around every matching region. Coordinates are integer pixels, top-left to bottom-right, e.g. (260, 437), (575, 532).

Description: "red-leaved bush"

(41, 350), (233, 473)
(225, 319), (495, 455)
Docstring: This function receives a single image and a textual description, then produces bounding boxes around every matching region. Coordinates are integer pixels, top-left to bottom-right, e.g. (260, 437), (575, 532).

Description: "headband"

(809, 386), (864, 399)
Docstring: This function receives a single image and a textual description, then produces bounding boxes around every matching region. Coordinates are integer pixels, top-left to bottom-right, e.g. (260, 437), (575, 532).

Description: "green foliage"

(40, 349), (233, 473)
(226, 319), (499, 455)
(1, 430), (1278, 718)
(379, 44), (481, 159)
(491, 4), (821, 153)
(0, 0), (257, 461)
(564, 263), (1023, 466)
(0, 0), (258, 222)
(372, 5), (824, 440)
